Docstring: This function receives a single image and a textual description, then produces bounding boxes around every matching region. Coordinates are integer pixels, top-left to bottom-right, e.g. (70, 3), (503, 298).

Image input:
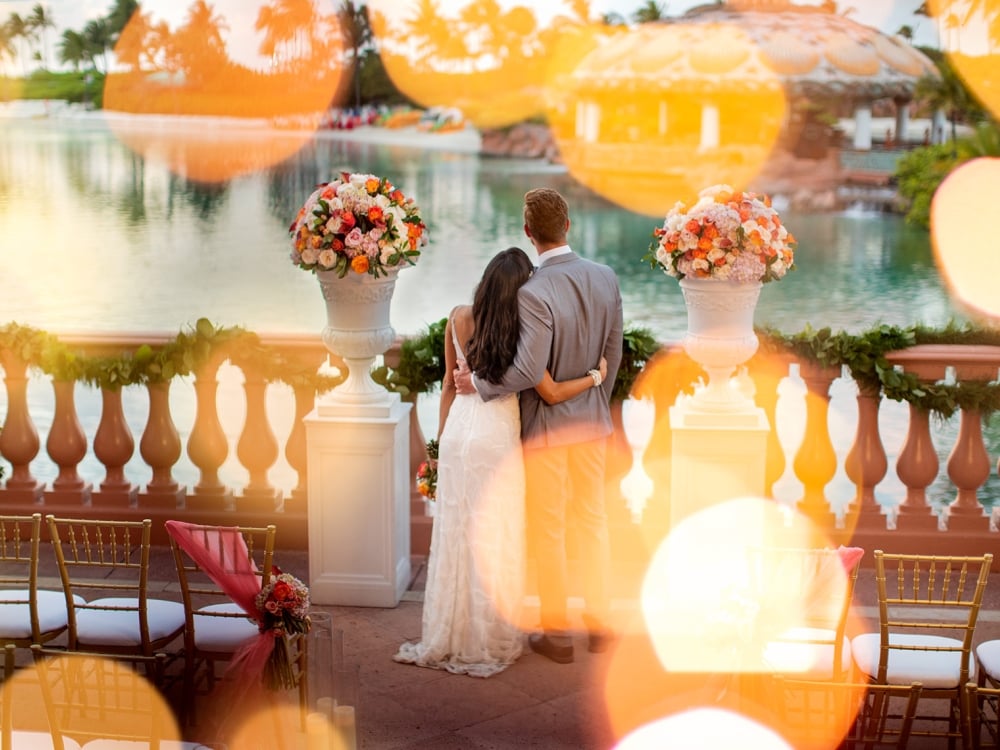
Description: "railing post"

(139, 380), (186, 508)
(283, 384), (315, 513)
(893, 405), (941, 531)
(793, 362), (839, 533)
(45, 379), (92, 506)
(91, 386), (138, 507)
(187, 354), (230, 510)
(236, 369), (281, 511)
(843, 382), (888, 530)
(747, 356), (789, 498)
(945, 407), (991, 532)
(0, 353), (43, 502)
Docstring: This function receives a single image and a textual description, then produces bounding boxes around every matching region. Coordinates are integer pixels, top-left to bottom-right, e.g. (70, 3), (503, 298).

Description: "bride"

(394, 247), (607, 677)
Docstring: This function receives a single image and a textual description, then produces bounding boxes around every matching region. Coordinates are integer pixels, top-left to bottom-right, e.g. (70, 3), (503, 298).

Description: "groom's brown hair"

(524, 188), (569, 245)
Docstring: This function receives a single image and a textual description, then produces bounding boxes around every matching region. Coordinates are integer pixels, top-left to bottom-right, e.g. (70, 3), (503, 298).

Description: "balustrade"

(2, 333), (1000, 561)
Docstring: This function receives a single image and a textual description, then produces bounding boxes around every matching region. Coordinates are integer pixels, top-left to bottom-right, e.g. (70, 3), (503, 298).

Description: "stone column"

(894, 99), (910, 146)
(853, 103), (873, 150)
(700, 103), (720, 150)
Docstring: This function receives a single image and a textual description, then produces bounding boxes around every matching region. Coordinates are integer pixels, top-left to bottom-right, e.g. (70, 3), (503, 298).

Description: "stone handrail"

(3, 333), (1000, 561)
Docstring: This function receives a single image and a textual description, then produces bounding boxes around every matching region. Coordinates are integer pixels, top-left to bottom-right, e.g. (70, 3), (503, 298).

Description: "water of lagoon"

(1, 116), (997, 518)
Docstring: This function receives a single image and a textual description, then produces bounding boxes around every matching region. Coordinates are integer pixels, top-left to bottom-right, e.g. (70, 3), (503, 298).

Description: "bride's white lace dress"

(394, 332), (525, 678)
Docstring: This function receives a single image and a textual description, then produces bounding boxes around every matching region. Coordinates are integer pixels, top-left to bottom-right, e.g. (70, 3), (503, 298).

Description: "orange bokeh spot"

(369, 1), (590, 129)
(603, 497), (862, 749)
(935, 0), (1000, 119)
(104, 0), (348, 182)
(931, 157), (1000, 320)
(548, 22), (787, 217)
(3, 652), (183, 741)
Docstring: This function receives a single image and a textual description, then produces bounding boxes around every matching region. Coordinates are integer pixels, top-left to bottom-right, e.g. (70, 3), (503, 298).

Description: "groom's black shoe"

(528, 633), (574, 664)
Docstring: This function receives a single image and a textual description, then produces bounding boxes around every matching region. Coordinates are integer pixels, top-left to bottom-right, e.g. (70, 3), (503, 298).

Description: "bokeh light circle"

(930, 157), (1000, 320)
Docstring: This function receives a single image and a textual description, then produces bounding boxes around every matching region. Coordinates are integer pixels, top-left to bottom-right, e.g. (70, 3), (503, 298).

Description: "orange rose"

(332, 237), (345, 251)
(321, 184), (336, 200)
(341, 210), (356, 228)
(697, 236), (713, 251)
(368, 205), (384, 223)
(365, 177), (380, 194)
(351, 255), (370, 274)
(685, 219), (701, 234)
(390, 189), (404, 203)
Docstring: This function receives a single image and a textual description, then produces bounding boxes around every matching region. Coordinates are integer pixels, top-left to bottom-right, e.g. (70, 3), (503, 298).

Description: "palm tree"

(0, 23), (16, 75)
(27, 4), (54, 70)
(174, 0), (230, 82)
(338, 0), (372, 107)
(632, 0), (667, 24)
(106, 0), (140, 41)
(6, 13), (30, 75)
(961, 0), (998, 53)
(914, 57), (976, 144)
(84, 18), (112, 72)
(57, 29), (89, 71)
(113, 9), (151, 71)
(255, 0), (318, 71)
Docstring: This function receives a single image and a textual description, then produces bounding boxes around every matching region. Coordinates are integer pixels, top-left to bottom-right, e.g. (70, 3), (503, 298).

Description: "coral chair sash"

(164, 521), (273, 683)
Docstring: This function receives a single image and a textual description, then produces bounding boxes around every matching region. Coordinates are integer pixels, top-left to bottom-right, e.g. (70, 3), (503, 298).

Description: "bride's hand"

(598, 357), (608, 383)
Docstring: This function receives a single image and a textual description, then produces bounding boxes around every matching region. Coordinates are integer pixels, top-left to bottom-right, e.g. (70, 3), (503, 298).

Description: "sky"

(0, 0), (943, 69)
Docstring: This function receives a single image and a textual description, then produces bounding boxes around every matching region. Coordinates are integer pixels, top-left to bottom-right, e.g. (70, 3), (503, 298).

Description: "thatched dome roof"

(571, 4), (938, 100)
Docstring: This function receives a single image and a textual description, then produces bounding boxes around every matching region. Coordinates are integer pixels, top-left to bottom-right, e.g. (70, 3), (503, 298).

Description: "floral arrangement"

(289, 172), (427, 278)
(644, 184), (796, 283)
(415, 438), (439, 500)
(255, 569), (311, 691)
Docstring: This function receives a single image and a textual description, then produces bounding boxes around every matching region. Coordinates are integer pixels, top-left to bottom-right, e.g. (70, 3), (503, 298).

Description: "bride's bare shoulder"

(449, 305), (473, 325)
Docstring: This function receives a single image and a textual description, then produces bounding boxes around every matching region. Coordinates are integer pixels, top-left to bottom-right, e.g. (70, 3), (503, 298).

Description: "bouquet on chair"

(255, 569), (312, 690)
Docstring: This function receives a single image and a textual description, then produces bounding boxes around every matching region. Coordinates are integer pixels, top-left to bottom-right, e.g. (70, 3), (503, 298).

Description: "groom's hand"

(454, 362), (475, 395)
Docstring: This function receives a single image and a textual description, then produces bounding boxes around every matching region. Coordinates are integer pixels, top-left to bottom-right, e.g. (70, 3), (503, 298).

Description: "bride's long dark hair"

(465, 247), (533, 385)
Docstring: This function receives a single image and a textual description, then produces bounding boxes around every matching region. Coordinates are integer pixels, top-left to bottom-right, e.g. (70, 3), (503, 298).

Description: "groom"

(456, 187), (623, 663)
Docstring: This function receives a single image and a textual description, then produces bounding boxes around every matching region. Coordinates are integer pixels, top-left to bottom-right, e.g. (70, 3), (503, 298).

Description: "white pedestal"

(305, 395), (412, 607)
(669, 398), (769, 530)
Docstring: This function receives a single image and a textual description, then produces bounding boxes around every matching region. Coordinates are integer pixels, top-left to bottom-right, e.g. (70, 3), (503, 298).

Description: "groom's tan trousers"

(524, 436), (611, 639)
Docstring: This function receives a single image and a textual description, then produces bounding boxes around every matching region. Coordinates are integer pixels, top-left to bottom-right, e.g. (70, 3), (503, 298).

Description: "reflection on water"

(0, 118), (995, 511)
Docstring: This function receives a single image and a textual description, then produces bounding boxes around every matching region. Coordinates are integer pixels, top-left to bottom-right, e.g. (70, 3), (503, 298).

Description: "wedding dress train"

(394, 333), (525, 677)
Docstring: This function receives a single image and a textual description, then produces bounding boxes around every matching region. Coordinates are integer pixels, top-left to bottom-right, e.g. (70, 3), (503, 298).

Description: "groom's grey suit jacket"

(476, 251), (623, 447)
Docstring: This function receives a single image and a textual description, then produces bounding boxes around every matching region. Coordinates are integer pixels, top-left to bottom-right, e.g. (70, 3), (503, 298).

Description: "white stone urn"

(678, 277), (762, 412)
(316, 267), (400, 416)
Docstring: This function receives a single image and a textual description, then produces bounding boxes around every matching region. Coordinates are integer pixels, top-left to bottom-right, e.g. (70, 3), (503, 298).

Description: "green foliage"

(757, 321), (1000, 418)
(0, 319), (340, 394)
(895, 143), (959, 228)
(612, 326), (661, 402)
(373, 318), (447, 397)
(8, 70), (103, 104)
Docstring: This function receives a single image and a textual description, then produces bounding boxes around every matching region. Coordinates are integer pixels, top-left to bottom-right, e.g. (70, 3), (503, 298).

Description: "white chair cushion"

(851, 632), (972, 688)
(976, 639), (1000, 682)
(192, 602), (259, 652)
(76, 598), (185, 648)
(8, 731), (82, 749)
(764, 627), (853, 679)
(0, 589), (84, 639)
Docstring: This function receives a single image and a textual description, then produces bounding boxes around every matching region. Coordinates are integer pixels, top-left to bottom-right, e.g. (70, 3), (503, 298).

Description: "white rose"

(318, 249), (336, 267)
(301, 248), (318, 265)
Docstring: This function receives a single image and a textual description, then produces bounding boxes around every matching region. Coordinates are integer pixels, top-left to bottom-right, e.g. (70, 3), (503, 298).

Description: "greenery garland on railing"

(4, 319), (1000, 419)
(0, 319), (343, 394)
(756, 321), (1000, 418)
